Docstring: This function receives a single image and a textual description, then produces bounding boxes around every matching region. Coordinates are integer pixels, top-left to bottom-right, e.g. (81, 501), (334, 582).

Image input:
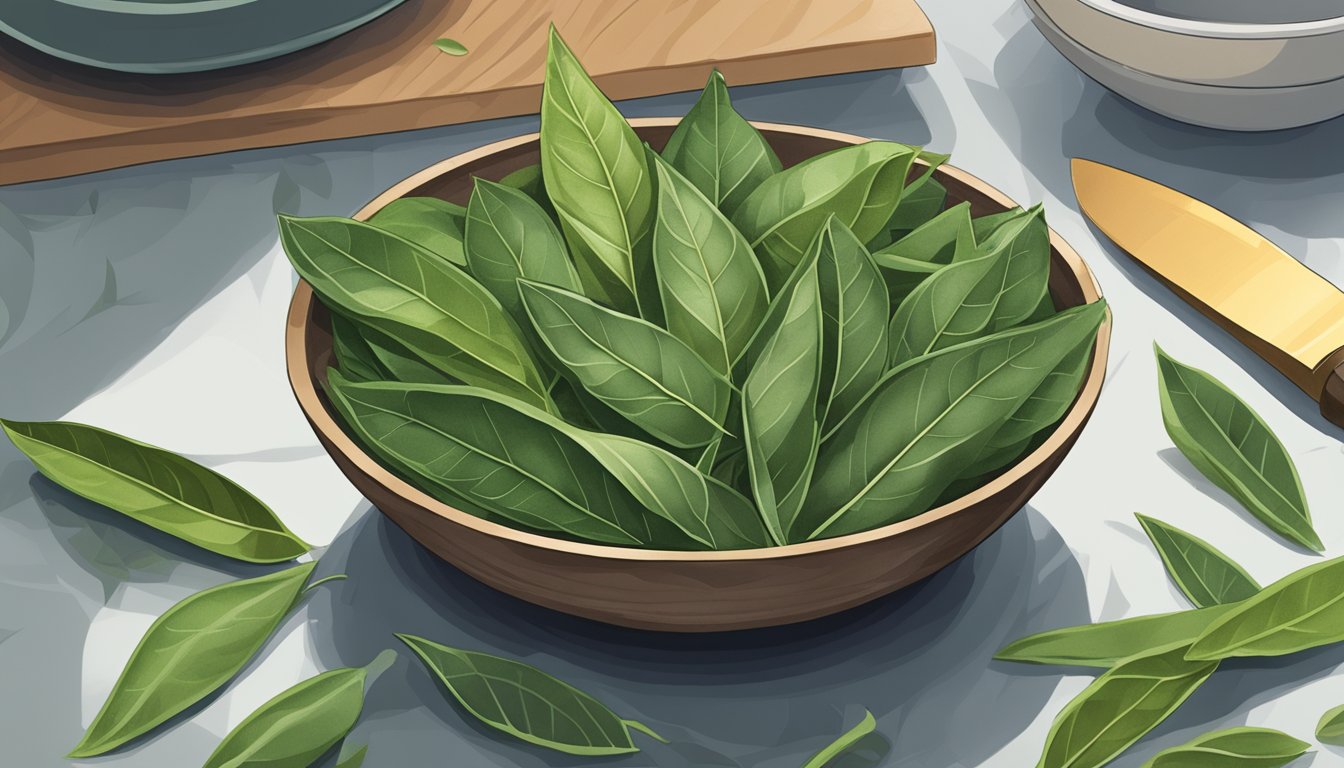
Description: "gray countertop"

(4, 0), (1344, 766)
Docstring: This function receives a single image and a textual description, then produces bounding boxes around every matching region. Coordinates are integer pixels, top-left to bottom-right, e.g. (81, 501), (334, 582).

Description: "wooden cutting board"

(0, 0), (934, 186)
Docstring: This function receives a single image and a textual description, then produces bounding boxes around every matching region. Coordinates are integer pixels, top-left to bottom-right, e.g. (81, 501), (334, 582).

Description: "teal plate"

(0, 0), (410, 74)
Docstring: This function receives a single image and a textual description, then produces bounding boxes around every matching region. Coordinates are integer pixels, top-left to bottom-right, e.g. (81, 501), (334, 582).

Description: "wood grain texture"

(286, 120), (1110, 632)
(0, 0), (935, 185)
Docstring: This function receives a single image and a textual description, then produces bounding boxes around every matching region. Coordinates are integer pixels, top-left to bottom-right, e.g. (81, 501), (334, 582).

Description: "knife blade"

(1072, 158), (1344, 427)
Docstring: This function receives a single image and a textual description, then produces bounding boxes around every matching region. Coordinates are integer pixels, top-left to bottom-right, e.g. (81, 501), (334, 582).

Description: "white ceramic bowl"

(1032, 0), (1344, 88)
(1027, 0), (1344, 130)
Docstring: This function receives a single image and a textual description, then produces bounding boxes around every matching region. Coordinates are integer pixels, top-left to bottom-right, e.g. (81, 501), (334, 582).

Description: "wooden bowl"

(285, 119), (1110, 633)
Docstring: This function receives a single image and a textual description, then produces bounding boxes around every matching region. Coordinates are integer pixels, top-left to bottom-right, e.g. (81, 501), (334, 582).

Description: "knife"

(1072, 158), (1344, 428)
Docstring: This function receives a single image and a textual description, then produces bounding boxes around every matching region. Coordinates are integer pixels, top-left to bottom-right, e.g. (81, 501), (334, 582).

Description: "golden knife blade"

(1072, 158), (1344, 426)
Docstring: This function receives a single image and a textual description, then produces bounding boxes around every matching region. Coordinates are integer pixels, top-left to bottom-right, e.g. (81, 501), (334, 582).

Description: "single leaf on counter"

(571, 426), (772, 550)
(995, 604), (1236, 669)
(367, 197), (467, 266)
(397, 635), (666, 756)
(1035, 643), (1219, 768)
(1187, 554), (1344, 661)
(326, 374), (697, 549)
(888, 205), (1050, 365)
(732, 141), (917, 291)
(202, 665), (367, 768)
(279, 215), (550, 410)
(463, 177), (582, 326)
(1136, 514), (1260, 608)
(519, 280), (731, 449)
(661, 69), (782, 216)
(1318, 704), (1344, 745)
(433, 38), (469, 56)
(743, 253), (822, 545)
(329, 313), (391, 382)
(336, 744), (368, 768)
(540, 27), (654, 315)
(1, 419), (309, 563)
(875, 202), (975, 267)
(816, 217), (891, 434)
(1142, 727), (1309, 768)
(1155, 346), (1320, 551)
(800, 301), (1107, 541)
(802, 710), (878, 768)
(650, 149), (769, 376)
(68, 563), (318, 757)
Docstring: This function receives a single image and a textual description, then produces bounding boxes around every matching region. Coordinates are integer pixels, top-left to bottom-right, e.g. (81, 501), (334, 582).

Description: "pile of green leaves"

(281, 27), (1107, 550)
(998, 348), (1339, 768)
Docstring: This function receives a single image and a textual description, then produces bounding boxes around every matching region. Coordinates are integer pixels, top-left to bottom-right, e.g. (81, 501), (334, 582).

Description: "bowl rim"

(1075, 0), (1344, 39)
(286, 117), (1111, 563)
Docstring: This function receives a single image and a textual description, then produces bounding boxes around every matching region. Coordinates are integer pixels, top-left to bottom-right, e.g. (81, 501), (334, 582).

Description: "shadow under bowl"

(285, 119), (1111, 632)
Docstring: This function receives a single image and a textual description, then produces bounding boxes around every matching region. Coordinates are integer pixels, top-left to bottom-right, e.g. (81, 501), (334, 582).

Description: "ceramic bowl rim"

(1076, 0), (1344, 39)
(286, 117), (1111, 564)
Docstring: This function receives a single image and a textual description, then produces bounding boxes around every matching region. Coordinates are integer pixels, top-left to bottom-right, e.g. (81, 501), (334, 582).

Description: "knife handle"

(1317, 349), (1344, 429)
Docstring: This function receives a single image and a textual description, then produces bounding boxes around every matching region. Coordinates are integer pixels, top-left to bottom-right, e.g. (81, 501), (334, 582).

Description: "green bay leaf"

(802, 710), (878, 768)
(801, 301), (1107, 540)
(1318, 703), (1344, 745)
(1187, 553), (1344, 660)
(743, 253), (822, 545)
(731, 141), (916, 291)
(816, 217), (890, 434)
(1155, 346), (1319, 551)
(359, 321), (457, 386)
(970, 206), (1026, 244)
(203, 666), (366, 768)
(68, 563), (317, 757)
(330, 313), (390, 383)
(540, 27), (654, 315)
(2, 419), (308, 563)
(874, 201), (975, 267)
(397, 634), (665, 756)
(1143, 726), (1309, 768)
(499, 163), (558, 221)
(1036, 643), (1219, 768)
(279, 215), (549, 410)
(995, 604), (1237, 669)
(650, 149), (769, 376)
(888, 204), (1050, 365)
(661, 69), (781, 216)
(326, 374), (696, 549)
(868, 151), (949, 250)
(519, 280), (731, 449)
(570, 427), (772, 550)
(985, 331), (1094, 452)
(336, 743), (368, 768)
(464, 177), (582, 327)
(1136, 514), (1260, 608)
(367, 197), (467, 266)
